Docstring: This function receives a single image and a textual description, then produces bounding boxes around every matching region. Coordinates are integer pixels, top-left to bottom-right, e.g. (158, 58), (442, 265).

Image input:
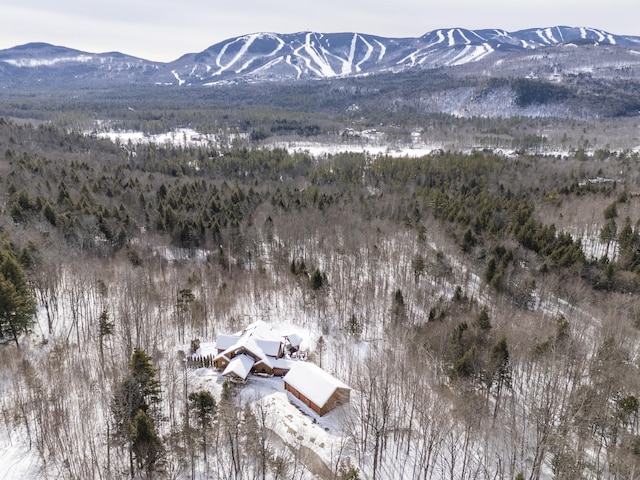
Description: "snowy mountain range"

(2, 26), (640, 88)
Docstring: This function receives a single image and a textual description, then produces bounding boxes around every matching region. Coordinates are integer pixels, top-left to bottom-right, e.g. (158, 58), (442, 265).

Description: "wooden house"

(209, 320), (293, 377)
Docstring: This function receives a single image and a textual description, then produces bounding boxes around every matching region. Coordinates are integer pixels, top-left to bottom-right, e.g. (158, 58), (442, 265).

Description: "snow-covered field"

(91, 126), (638, 160)
(91, 127), (216, 148)
(91, 126), (445, 157)
(88, 126), (515, 158)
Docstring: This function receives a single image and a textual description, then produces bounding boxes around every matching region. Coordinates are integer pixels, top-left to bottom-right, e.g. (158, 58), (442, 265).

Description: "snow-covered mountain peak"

(1, 26), (640, 87)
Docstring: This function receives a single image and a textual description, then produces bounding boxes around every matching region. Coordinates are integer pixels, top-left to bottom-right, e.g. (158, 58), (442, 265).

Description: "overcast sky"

(1, 0), (639, 62)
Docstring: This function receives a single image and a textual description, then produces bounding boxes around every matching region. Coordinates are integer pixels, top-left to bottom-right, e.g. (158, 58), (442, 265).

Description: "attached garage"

(283, 361), (351, 416)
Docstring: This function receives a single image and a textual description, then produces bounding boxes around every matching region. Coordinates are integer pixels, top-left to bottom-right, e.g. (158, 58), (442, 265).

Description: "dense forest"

(2, 114), (640, 479)
(3, 72), (640, 151)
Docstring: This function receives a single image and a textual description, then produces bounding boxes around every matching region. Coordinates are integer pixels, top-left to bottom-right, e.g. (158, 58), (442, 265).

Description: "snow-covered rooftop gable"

(214, 336), (274, 365)
(283, 362), (350, 407)
(255, 356), (274, 370)
(222, 354), (255, 380)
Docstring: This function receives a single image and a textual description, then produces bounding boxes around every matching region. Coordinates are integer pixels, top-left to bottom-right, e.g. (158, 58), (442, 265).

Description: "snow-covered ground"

(86, 126), (511, 158)
(0, 439), (42, 480)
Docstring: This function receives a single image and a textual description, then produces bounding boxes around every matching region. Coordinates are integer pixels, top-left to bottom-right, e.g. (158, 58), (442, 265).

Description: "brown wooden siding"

(214, 357), (229, 369)
(273, 367), (290, 377)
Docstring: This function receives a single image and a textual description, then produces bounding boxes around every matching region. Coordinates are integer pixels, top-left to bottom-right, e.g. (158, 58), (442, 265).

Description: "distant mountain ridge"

(1, 26), (640, 88)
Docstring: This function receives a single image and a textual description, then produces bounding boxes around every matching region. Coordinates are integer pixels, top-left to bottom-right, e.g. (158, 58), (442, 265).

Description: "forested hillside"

(2, 117), (640, 479)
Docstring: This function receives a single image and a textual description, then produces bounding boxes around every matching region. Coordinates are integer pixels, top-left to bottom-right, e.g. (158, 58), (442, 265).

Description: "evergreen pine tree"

(188, 390), (217, 463)
(477, 306), (492, 330)
(130, 409), (164, 477)
(0, 247), (37, 348)
(112, 349), (163, 477)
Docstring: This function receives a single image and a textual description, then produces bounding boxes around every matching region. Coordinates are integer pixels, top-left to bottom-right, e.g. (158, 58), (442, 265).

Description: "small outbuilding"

(286, 333), (303, 351)
(283, 362), (351, 416)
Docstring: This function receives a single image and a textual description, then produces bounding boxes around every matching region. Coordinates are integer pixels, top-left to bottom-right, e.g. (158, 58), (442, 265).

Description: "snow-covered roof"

(213, 320), (287, 365)
(255, 338), (282, 357)
(283, 362), (350, 407)
(214, 336), (272, 365)
(215, 333), (241, 350)
(245, 320), (283, 342)
(272, 358), (296, 370)
(222, 354), (255, 380)
(255, 357), (274, 370)
(286, 333), (303, 348)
